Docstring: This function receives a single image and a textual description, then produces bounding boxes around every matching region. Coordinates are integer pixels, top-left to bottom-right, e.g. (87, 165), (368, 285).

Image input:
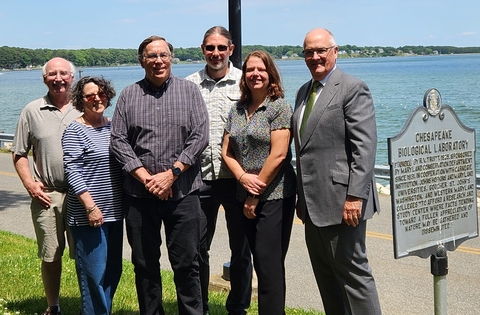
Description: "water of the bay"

(1, 54), (479, 172)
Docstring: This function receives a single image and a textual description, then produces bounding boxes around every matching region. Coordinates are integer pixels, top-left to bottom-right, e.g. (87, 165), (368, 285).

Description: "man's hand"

(27, 181), (51, 208)
(343, 196), (363, 227)
(145, 170), (175, 200)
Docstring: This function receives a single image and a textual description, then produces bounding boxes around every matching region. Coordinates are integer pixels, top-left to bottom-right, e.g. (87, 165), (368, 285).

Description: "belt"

(42, 187), (68, 193)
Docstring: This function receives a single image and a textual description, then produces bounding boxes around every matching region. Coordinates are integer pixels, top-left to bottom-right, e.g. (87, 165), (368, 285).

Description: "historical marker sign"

(388, 89), (478, 259)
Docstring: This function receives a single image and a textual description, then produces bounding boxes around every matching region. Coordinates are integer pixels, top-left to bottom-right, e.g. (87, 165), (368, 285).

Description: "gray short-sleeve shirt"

(11, 95), (81, 188)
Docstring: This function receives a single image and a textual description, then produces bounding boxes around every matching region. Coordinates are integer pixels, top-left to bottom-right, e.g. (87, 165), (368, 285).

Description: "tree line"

(1, 44), (480, 69)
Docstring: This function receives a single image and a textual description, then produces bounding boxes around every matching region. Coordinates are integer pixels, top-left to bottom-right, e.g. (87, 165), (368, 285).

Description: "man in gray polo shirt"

(11, 57), (81, 315)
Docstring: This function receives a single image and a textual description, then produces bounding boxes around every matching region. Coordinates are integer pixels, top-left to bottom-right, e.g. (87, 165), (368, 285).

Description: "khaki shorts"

(30, 190), (74, 262)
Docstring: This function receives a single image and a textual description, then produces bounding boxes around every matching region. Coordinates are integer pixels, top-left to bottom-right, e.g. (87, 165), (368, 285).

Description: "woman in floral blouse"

(221, 50), (296, 315)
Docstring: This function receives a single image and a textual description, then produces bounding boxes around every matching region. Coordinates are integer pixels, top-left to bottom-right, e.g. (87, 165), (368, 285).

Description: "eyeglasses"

(205, 45), (229, 52)
(83, 91), (107, 103)
(44, 71), (72, 79)
(144, 52), (171, 62)
(303, 46), (336, 58)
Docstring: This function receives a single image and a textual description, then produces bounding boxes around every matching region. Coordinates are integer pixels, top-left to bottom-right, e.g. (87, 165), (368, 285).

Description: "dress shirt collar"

(312, 64), (337, 87)
(142, 75), (173, 94)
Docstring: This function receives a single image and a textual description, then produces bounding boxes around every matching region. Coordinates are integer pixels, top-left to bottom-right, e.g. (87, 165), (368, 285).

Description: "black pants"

(125, 193), (202, 315)
(243, 196), (295, 315)
(199, 178), (252, 315)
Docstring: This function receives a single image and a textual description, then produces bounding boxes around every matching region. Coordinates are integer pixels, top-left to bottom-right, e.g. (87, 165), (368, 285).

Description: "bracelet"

(247, 193), (259, 199)
(238, 172), (247, 182)
(86, 204), (97, 214)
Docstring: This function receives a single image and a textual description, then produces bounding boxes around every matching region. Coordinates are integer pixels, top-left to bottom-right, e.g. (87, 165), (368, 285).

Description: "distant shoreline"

(3, 53), (480, 73)
(3, 44), (480, 70)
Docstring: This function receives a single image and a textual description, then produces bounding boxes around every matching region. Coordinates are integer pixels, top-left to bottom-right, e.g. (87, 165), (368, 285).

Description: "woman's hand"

(239, 173), (266, 196)
(88, 206), (104, 228)
(243, 196), (259, 219)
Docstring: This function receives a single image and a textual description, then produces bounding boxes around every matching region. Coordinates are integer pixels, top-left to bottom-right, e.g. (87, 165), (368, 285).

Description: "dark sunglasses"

(83, 91), (107, 103)
(205, 45), (229, 52)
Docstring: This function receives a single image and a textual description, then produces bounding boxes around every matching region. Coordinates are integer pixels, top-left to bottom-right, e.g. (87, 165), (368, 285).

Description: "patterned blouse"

(225, 97), (296, 202)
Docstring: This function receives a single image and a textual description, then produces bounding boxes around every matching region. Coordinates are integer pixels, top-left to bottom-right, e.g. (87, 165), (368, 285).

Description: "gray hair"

(41, 58), (76, 77)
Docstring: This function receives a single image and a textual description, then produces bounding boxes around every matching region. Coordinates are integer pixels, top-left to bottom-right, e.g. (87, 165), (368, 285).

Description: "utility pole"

(228, 0), (242, 68)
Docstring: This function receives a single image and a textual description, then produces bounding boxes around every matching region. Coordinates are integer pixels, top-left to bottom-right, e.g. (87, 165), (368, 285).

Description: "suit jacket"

(293, 68), (380, 227)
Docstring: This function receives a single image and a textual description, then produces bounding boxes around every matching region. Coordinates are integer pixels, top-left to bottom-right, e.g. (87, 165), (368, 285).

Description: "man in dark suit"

(292, 28), (382, 315)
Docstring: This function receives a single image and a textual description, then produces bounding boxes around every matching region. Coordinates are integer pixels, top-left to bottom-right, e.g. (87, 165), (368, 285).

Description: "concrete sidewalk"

(1, 152), (480, 314)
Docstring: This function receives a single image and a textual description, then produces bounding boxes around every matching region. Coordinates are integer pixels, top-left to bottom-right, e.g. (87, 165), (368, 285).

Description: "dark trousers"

(305, 212), (382, 315)
(125, 193), (202, 315)
(199, 178), (252, 315)
(243, 196), (295, 315)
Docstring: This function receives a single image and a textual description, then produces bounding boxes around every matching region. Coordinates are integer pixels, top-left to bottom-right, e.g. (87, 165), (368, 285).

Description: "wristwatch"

(171, 165), (182, 176)
(247, 193), (258, 199)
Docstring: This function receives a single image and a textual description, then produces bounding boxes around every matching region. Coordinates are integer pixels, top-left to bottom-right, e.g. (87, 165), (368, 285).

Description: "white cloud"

(119, 19), (135, 24)
(460, 31), (477, 36)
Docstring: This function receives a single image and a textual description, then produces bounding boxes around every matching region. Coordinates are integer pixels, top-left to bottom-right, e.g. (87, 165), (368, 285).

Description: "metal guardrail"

(0, 133), (14, 148)
(2, 132), (479, 188)
(290, 160), (480, 189)
(372, 164), (480, 189)
(373, 164), (391, 181)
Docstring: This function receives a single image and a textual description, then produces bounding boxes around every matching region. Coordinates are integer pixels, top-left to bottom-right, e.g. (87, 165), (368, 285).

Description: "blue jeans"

(70, 220), (124, 315)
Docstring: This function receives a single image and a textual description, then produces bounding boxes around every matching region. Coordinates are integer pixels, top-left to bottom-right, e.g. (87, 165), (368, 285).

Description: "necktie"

(300, 81), (321, 138)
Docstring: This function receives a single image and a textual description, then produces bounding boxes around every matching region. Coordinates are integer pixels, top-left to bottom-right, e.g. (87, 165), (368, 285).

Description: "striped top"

(62, 121), (124, 226)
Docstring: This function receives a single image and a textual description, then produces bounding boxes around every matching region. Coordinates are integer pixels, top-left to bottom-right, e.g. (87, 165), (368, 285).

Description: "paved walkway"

(1, 152), (479, 314)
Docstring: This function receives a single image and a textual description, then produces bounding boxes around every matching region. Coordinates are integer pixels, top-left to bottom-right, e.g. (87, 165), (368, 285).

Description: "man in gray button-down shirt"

(185, 26), (252, 315)
(111, 35), (209, 315)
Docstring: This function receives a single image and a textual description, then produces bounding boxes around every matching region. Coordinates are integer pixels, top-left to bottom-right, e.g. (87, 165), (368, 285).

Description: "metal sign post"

(431, 244), (448, 315)
(388, 88), (478, 314)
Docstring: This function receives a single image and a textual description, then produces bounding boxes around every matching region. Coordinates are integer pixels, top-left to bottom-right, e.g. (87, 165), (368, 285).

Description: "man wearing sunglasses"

(186, 26), (252, 315)
(11, 57), (81, 315)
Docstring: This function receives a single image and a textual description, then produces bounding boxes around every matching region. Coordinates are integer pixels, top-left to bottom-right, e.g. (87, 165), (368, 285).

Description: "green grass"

(0, 230), (323, 315)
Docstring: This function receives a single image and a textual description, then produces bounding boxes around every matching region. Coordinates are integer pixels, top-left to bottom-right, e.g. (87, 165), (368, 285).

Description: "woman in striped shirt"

(62, 76), (124, 315)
